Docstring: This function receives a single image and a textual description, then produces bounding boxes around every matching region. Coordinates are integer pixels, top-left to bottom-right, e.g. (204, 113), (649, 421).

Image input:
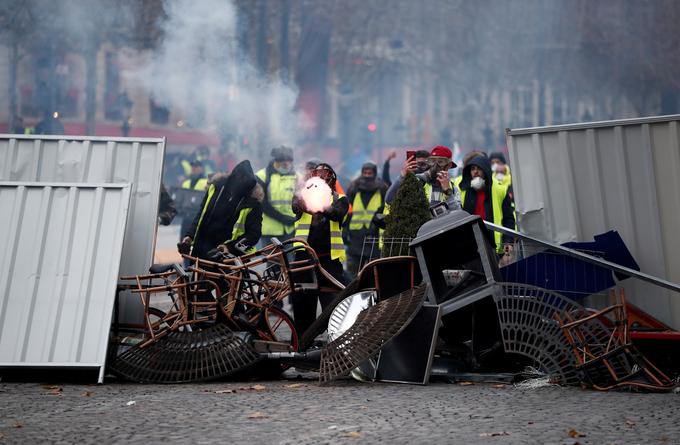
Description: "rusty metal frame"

(557, 288), (675, 391)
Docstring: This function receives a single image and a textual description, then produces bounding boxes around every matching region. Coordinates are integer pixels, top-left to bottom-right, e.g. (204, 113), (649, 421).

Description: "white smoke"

(299, 177), (332, 213)
(124, 0), (303, 153)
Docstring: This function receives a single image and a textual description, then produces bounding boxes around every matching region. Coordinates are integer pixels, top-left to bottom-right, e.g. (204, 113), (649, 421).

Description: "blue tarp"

(500, 230), (640, 301)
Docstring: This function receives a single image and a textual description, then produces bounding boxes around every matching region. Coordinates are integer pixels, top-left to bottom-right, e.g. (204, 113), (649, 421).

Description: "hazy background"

(2, 0), (680, 178)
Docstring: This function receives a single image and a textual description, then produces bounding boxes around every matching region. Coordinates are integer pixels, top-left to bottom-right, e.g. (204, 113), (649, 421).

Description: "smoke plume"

(299, 177), (332, 213)
(125, 0), (303, 158)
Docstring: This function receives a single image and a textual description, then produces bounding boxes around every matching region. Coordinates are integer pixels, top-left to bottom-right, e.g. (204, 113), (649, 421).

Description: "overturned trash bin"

(410, 210), (508, 371)
(410, 210), (593, 384)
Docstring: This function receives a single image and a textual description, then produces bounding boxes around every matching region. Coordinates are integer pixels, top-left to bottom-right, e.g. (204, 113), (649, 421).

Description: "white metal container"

(0, 182), (131, 382)
(0, 135), (166, 323)
(0, 134), (165, 275)
(507, 114), (680, 328)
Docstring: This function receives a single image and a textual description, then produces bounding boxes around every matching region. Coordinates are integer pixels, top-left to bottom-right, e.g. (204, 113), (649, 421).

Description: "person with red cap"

(385, 145), (461, 211)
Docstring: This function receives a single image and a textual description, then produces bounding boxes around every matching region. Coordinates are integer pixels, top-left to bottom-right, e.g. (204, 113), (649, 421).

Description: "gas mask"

(471, 176), (485, 190)
(424, 157), (450, 181)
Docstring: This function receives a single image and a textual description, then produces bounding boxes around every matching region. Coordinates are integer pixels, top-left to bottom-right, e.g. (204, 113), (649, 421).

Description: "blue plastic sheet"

(500, 231), (640, 301)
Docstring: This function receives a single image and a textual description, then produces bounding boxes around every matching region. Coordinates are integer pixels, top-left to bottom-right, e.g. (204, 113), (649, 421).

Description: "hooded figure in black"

(459, 155), (515, 248)
(181, 160), (263, 259)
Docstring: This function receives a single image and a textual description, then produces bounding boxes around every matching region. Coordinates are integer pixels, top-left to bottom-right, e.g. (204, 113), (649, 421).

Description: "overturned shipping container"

(506, 114), (680, 328)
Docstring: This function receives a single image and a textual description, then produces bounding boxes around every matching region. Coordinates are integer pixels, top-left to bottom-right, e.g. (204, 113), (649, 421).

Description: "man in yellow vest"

(291, 163), (349, 334)
(179, 160), (262, 260)
(344, 161), (387, 276)
(489, 151), (512, 192)
(458, 155), (516, 256)
(255, 146), (298, 247)
(180, 145), (216, 179)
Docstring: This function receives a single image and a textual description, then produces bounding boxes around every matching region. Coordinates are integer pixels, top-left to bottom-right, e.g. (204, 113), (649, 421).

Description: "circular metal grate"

(108, 324), (261, 383)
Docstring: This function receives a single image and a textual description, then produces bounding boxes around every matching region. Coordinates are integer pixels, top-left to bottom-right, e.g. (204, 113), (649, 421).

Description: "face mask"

(471, 176), (485, 190)
(276, 166), (291, 175)
(491, 163), (499, 173)
(495, 173), (506, 182)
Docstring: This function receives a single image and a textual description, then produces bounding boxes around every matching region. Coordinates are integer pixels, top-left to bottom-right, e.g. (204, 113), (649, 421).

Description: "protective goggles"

(427, 157), (452, 168)
(311, 167), (336, 183)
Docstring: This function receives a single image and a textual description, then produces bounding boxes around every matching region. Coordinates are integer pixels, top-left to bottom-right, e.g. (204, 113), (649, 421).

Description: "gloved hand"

(280, 215), (297, 226)
(372, 213), (386, 230)
(206, 247), (227, 261)
(224, 239), (249, 256)
(177, 236), (192, 255)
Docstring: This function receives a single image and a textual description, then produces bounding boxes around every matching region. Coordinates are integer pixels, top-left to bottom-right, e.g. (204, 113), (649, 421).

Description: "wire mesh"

(319, 283), (427, 384)
(359, 236), (413, 271)
(108, 324), (261, 383)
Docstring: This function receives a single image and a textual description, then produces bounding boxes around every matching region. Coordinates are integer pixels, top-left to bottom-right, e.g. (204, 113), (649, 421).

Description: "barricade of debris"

(108, 210), (679, 392)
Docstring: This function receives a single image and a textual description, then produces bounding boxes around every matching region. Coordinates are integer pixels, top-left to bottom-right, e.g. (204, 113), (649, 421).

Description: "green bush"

(382, 173), (431, 256)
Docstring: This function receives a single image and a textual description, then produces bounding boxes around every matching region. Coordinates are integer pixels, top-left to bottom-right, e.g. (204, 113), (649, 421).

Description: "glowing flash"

(300, 177), (332, 213)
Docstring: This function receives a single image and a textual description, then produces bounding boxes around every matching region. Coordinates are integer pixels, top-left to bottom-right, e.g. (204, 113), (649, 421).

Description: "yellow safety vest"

(256, 169), (297, 236)
(349, 191), (382, 231)
(193, 184), (217, 242)
(181, 158), (214, 177)
(461, 183), (514, 252)
(454, 175), (463, 190)
(294, 194), (346, 262)
(423, 180), (457, 203)
(493, 165), (512, 194)
(231, 207), (256, 253)
(181, 178), (208, 191)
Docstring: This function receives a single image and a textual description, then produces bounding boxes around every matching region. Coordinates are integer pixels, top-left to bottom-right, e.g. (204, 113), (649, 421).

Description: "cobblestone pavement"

(1, 371), (678, 444)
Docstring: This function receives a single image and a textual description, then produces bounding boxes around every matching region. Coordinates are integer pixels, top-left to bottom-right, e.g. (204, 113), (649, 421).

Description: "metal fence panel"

(0, 182), (131, 382)
(0, 135), (165, 276)
(507, 114), (680, 329)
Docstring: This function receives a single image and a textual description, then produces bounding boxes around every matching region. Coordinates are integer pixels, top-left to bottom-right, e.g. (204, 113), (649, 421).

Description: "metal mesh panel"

(319, 284), (427, 384)
(108, 324), (261, 383)
(495, 283), (616, 385)
(359, 237), (413, 270)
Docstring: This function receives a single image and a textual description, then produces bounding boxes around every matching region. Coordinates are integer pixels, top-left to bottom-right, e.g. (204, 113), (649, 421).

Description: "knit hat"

(489, 151), (507, 165)
(271, 146), (294, 162)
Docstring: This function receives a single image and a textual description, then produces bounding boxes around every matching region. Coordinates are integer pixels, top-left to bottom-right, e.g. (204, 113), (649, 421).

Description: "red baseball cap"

(430, 145), (457, 168)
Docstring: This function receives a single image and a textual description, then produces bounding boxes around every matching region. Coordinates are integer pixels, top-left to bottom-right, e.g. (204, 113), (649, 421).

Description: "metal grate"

(494, 283), (614, 385)
(319, 284), (427, 384)
(108, 324), (261, 383)
(359, 237), (413, 270)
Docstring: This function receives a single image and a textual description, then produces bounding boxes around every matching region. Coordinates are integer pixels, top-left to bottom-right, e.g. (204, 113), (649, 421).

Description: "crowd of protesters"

(159, 143), (516, 338)
(164, 143), (515, 271)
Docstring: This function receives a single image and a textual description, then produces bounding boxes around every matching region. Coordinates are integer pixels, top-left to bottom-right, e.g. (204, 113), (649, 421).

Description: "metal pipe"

(484, 221), (680, 294)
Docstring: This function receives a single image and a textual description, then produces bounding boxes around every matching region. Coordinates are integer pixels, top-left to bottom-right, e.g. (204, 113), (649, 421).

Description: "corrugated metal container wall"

(507, 115), (680, 329)
(0, 135), (165, 276)
(0, 182), (131, 382)
(0, 135), (165, 323)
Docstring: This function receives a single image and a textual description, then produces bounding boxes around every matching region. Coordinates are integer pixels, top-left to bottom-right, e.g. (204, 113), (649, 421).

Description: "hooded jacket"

(185, 160), (263, 258)
(459, 156), (515, 246)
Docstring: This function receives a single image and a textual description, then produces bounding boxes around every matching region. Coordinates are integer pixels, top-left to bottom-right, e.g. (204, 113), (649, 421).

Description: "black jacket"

(158, 183), (177, 225)
(186, 161), (262, 259)
(459, 156), (515, 244)
(292, 192), (349, 258)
